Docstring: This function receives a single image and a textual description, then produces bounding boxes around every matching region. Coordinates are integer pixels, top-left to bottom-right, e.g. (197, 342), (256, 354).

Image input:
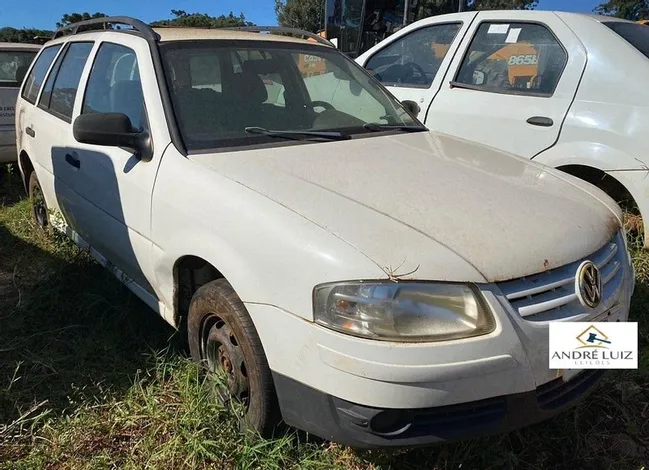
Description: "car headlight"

(313, 281), (495, 342)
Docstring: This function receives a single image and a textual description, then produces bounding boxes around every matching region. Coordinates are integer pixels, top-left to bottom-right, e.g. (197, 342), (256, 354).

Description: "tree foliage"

(0, 27), (54, 43)
(149, 10), (252, 28)
(56, 12), (108, 28)
(417, 0), (536, 18)
(594, 0), (649, 20)
(274, 0), (536, 33)
(275, 0), (325, 33)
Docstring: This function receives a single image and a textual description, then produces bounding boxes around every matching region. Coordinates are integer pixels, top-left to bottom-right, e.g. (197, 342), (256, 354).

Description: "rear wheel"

(187, 279), (280, 436)
(28, 171), (48, 231)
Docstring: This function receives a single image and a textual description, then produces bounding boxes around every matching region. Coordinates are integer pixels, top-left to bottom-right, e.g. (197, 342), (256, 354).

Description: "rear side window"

(82, 43), (146, 131)
(21, 45), (61, 103)
(0, 50), (37, 88)
(40, 42), (93, 121)
(455, 22), (567, 96)
(604, 22), (649, 59)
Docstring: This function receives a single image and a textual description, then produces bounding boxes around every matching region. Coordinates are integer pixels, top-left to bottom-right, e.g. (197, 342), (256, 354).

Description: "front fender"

(150, 148), (384, 328)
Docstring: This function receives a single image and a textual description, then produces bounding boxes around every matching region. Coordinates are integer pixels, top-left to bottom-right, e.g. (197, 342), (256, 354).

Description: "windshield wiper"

(362, 123), (427, 132)
(245, 127), (351, 141)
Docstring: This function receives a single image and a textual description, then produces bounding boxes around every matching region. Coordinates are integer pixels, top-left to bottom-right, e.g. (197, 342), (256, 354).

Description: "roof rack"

(222, 26), (334, 47)
(53, 16), (158, 41)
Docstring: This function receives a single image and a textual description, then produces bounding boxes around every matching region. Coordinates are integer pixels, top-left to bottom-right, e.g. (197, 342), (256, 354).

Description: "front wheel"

(187, 279), (280, 436)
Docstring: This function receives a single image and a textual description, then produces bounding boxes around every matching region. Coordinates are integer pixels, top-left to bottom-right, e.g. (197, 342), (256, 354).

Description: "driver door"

(357, 13), (477, 122)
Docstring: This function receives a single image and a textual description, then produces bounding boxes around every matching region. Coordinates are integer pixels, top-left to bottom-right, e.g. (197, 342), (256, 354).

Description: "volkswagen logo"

(575, 261), (602, 309)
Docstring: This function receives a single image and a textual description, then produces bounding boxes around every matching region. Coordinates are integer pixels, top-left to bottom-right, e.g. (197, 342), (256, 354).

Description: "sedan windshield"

(160, 40), (423, 151)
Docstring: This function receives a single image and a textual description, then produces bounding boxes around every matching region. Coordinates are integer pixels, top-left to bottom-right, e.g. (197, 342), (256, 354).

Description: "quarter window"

(41, 42), (93, 120)
(365, 23), (462, 88)
(455, 22), (567, 95)
(21, 45), (61, 104)
(82, 43), (146, 132)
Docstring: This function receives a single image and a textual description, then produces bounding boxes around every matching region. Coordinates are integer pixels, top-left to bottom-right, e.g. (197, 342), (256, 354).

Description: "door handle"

(65, 153), (80, 169)
(526, 116), (554, 127)
(25, 126), (35, 138)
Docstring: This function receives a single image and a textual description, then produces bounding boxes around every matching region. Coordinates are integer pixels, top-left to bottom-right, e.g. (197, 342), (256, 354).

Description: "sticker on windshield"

(488, 24), (510, 34)
(505, 28), (522, 43)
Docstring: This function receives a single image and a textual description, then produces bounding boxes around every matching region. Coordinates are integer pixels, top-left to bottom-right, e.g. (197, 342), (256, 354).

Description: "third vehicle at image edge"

(14, 15), (635, 447)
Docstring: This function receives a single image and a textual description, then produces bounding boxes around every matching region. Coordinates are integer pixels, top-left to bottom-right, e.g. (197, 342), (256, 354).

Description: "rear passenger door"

(24, 41), (94, 232)
(429, 11), (587, 158)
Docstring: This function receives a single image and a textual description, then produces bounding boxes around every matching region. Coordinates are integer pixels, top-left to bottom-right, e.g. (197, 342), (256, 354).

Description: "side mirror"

(73, 113), (152, 162)
(401, 100), (420, 117)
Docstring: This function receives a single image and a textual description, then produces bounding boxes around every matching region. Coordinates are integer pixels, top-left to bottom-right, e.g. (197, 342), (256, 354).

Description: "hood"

(190, 132), (621, 283)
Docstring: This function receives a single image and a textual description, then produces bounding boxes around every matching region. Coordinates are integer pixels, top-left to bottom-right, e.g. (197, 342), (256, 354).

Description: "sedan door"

(428, 11), (587, 158)
(356, 12), (478, 122)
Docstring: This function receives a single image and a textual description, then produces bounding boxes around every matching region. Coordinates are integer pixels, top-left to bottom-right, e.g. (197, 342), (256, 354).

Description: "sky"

(0, 0), (603, 30)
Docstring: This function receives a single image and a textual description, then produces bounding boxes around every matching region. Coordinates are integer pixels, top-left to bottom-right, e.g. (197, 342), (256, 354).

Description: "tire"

(28, 171), (49, 231)
(187, 279), (281, 436)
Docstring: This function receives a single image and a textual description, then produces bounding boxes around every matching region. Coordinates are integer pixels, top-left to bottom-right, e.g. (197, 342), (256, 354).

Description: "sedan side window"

(82, 43), (146, 132)
(455, 22), (567, 95)
(365, 23), (462, 88)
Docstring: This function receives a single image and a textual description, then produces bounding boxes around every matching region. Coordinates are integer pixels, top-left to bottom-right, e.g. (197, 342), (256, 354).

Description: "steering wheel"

(402, 62), (428, 84)
(310, 101), (336, 112)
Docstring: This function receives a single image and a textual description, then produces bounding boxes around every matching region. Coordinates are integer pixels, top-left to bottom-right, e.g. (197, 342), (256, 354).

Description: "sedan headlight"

(314, 281), (495, 342)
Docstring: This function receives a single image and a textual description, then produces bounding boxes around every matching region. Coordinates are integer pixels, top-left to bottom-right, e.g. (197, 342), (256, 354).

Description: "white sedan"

(357, 11), (649, 245)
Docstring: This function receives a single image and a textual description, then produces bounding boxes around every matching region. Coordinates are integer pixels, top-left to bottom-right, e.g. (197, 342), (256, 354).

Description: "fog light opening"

(369, 409), (414, 436)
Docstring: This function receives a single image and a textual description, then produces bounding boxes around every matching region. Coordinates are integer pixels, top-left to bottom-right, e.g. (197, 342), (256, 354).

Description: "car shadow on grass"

(0, 180), (178, 451)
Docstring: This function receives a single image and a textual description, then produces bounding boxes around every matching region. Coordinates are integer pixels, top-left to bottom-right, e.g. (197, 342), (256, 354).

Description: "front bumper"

(245, 235), (633, 447)
(273, 369), (605, 448)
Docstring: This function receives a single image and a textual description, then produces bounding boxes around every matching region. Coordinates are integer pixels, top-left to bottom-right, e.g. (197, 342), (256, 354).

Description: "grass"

(0, 168), (647, 469)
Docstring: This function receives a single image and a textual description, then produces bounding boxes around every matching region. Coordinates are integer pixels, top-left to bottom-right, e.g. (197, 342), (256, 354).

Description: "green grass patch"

(0, 172), (647, 469)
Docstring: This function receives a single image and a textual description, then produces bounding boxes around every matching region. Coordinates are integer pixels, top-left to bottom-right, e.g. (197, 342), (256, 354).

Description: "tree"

(0, 27), (54, 43)
(594, 0), (649, 20)
(149, 10), (252, 28)
(275, 0), (536, 33)
(416, 0), (536, 19)
(275, 0), (324, 33)
(56, 12), (108, 28)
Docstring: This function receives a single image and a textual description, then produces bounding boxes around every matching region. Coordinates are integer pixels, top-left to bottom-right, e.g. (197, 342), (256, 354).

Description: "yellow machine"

(430, 41), (540, 89)
(637, 19), (649, 25)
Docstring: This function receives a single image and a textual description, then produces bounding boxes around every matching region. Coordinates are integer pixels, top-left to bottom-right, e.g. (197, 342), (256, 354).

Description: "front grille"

(497, 232), (625, 322)
(536, 370), (605, 410)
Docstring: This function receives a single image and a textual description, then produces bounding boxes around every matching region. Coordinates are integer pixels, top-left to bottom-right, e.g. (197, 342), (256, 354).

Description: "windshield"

(160, 40), (422, 152)
(0, 50), (37, 88)
(604, 22), (649, 59)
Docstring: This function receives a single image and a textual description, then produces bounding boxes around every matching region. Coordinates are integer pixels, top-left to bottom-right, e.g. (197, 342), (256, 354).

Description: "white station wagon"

(15, 17), (633, 447)
(357, 11), (649, 245)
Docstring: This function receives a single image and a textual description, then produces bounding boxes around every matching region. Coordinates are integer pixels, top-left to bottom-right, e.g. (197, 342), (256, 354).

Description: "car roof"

(553, 11), (633, 23)
(0, 42), (42, 50)
(416, 10), (634, 24)
(155, 27), (325, 46)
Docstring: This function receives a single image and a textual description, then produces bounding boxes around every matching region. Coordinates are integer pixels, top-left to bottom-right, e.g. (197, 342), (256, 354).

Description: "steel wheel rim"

(200, 314), (250, 407)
